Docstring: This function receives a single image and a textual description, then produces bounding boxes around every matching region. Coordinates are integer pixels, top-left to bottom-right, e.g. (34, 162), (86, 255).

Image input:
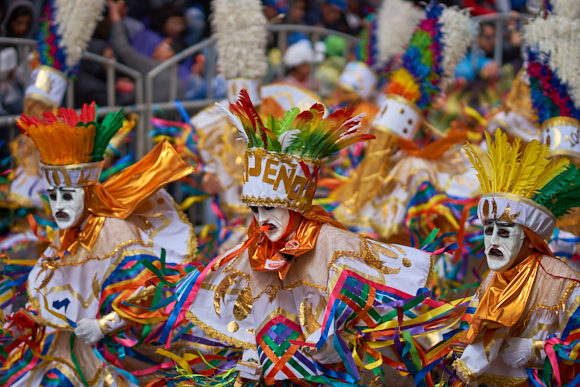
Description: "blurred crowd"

(0, 0), (537, 116)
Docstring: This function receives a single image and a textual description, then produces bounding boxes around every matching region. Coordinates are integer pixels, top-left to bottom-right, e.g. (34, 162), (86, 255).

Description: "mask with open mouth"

(484, 220), (525, 272)
(47, 186), (86, 230)
(251, 206), (291, 242)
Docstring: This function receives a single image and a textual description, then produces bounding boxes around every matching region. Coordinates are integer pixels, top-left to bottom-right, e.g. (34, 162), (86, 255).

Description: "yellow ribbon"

(181, 195), (211, 211)
(156, 348), (196, 374)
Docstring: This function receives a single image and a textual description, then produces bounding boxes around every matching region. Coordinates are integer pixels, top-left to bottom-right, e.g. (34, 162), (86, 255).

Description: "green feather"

(90, 110), (125, 161)
(533, 165), (577, 207)
(276, 108), (300, 137)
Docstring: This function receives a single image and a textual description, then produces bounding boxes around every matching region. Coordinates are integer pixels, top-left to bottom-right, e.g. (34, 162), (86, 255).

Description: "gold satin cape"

(57, 140), (194, 255)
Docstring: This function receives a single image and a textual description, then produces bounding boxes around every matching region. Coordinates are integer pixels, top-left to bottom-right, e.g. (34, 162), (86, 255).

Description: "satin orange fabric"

(460, 254), (539, 345)
(58, 140), (194, 253)
(86, 140), (194, 219)
(216, 205), (348, 277)
(396, 128), (468, 160)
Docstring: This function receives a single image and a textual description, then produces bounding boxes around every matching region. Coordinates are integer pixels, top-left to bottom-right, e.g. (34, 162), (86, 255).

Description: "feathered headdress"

(523, 15), (580, 158)
(17, 103), (125, 187)
(385, 2), (475, 113)
(27, 0), (106, 107)
(218, 90), (374, 212)
(377, 0), (424, 66)
(211, 0), (267, 103)
(465, 128), (580, 238)
(342, 0), (423, 99)
(373, 1), (475, 140)
(544, 0), (580, 20)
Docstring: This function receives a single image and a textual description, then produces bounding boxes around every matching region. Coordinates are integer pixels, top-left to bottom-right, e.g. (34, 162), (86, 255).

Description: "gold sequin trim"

(42, 239), (144, 270)
(453, 359), (528, 387)
(251, 280), (327, 303)
(246, 148), (322, 167)
(240, 195), (311, 212)
(186, 309), (256, 350)
(518, 282), (580, 334)
(424, 255), (435, 289)
(53, 357), (108, 386)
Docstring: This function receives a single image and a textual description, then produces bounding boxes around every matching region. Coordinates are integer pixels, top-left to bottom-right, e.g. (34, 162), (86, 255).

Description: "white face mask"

(251, 206), (291, 242)
(48, 187), (86, 230)
(484, 221), (525, 272)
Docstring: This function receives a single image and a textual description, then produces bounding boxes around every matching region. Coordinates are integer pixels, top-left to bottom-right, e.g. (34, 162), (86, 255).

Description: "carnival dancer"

(140, 90), (445, 387)
(515, 14), (580, 272)
(444, 128), (580, 386)
(323, 0), (423, 181)
(332, 1), (479, 246)
(0, 103), (197, 387)
(0, 0), (140, 319)
(190, 0), (327, 256)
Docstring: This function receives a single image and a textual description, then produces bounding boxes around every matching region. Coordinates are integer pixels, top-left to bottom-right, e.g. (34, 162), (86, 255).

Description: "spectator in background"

(131, 4), (187, 57)
(0, 46), (22, 115)
(184, 5), (206, 45)
(184, 51), (226, 100)
(74, 39), (135, 108)
(108, 0), (184, 102)
(130, 3), (191, 80)
(282, 39), (315, 89)
(287, 0), (306, 24)
(0, 0), (34, 39)
(117, 0), (145, 40)
(455, 22), (500, 82)
(305, 0), (351, 33)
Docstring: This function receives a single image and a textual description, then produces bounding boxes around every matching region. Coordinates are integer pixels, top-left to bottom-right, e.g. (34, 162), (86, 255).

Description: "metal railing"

(0, 17), (529, 158)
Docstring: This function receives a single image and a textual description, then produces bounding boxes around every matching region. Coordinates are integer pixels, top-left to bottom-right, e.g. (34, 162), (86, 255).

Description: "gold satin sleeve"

(87, 140), (194, 219)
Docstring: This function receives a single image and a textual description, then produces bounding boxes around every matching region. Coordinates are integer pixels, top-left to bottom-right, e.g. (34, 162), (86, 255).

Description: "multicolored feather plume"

(37, 0), (106, 77)
(17, 103), (125, 165)
(385, 1), (474, 113)
(523, 15), (580, 124)
(220, 90), (374, 160)
(464, 128), (580, 218)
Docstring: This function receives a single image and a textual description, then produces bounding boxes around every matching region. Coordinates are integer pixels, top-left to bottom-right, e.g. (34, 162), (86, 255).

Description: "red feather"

(293, 110), (314, 131)
(80, 102), (96, 123)
(238, 89), (263, 131)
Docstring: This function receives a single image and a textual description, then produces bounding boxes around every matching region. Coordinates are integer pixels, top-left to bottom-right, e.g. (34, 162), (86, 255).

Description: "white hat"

(283, 40), (314, 69)
(337, 61), (378, 101)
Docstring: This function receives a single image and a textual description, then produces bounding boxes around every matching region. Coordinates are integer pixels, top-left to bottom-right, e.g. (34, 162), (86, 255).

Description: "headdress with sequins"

(26, 0), (106, 107)
(17, 103), (125, 187)
(523, 14), (580, 159)
(373, 1), (476, 141)
(465, 128), (580, 239)
(218, 90), (375, 212)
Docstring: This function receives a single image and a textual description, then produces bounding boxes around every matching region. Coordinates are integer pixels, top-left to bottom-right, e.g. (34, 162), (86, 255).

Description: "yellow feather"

(464, 142), (491, 193)
(528, 157), (569, 194)
(504, 137), (521, 192)
(512, 141), (552, 197)
(511, 140), (542, 196)
(494, 129), (509, 192)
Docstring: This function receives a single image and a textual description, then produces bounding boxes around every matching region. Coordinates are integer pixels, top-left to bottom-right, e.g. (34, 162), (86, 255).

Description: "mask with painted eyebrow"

(48, 186), (85, 230)
(484, 222), (525, 272)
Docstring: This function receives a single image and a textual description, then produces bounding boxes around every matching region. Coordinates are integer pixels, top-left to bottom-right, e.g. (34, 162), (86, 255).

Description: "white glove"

(236, 349), (262, 381)
(74, 318), (105, 346)
(501, 337), (532, 368)
(311, 336), (342, 364)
